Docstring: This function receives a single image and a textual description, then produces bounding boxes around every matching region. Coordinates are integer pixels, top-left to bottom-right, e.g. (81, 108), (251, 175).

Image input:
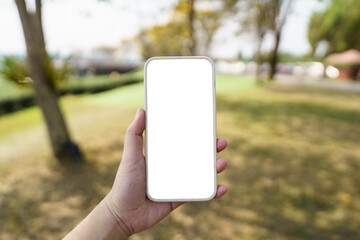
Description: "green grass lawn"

(0, 76), (33, 102)
(0, 75), (360, 240)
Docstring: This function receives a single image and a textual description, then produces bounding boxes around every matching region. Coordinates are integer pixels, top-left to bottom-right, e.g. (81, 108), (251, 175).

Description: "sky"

(0, 0), (326, 59)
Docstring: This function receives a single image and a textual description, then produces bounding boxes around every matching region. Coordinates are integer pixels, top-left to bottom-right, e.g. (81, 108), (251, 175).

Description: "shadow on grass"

(0, 142), (122, 239)
(217, 90), (360, 145)
(221, 139), (359, 239)
(266, 84), (360, 100)
(200, 92), (360, 239)
(1, 84), (360, 240)
(143, 88), (360, 239)
(218, 94), (360, 124)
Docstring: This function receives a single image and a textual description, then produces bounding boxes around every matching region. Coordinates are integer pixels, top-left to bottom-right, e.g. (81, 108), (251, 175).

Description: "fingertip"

(217, 138), (228, 152)
(126, 108), (146, 135)
(216, 158), (227, 173)
(215, 185), (228, 198)
(135, 108), (146, 121)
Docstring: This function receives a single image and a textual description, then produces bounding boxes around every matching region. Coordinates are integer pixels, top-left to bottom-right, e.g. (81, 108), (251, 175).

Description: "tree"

(137, 21), (191, 58)
(196, 8), (222, 55)
(224, 0), (294, 81)
(241, 0), (274, 81)
(267, 0), (294, 80)
(308, 11), (325, 58)
(187, 0), (196, 55)
(251, 0), (273, 81)
(137, 0), (222, 58)
(308, 0), (360, 56)
(15, 0), (82, 162)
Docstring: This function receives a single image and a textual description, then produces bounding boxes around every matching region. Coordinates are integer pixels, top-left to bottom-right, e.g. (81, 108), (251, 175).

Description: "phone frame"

(144, 56), (217, 202)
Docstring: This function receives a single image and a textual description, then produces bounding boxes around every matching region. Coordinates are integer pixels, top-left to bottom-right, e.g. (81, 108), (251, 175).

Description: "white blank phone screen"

(145, 57), (216, 201)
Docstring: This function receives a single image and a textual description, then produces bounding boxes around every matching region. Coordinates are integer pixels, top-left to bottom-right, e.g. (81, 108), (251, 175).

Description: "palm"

(111, 152), (180, 233)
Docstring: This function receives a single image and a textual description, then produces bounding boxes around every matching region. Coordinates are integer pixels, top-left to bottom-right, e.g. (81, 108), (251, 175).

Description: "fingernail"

(135, 108), (141, 119)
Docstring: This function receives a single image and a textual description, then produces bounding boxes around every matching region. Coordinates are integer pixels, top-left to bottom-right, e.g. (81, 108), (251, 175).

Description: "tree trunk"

(310, 42), (318, 59)
(188, 0), (196, 55)
(255, 35), (263, 82)
(268, 0), (294, 80)
(268, 30), (281, 80)
(15, 0), (82, 162)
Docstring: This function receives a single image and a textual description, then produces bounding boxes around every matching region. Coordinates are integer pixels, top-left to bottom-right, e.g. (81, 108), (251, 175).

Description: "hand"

(63, 108), (228, 240)
(105, 108), (228, 237)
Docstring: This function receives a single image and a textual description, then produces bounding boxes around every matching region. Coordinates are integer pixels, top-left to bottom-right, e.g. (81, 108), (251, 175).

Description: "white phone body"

(145, 56), (216, 202)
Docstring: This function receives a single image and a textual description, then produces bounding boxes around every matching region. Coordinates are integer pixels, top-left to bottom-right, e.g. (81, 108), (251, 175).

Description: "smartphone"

(145, 56), (216, 202)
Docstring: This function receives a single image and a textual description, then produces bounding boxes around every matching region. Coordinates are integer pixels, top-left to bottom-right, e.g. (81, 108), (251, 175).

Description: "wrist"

(102, 193), (133, 238)
(63, 194), (131, 240)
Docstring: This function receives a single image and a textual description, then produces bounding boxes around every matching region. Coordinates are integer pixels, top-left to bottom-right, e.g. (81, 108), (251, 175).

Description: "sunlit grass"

(86, 82), (145, 107)
(216, 74), (255, 93)
(0, 106), (42, 137)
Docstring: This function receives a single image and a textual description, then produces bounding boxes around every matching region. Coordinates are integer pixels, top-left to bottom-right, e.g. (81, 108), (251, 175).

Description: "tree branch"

(35, 0), (45, 42)
(15, 0), (34, 46)
(15, 0), (29, 26)
(278, 0), (294, 30)
(36, 0), (42, 24)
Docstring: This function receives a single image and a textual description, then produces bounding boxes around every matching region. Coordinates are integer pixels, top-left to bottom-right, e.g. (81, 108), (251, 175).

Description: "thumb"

(122, 108), (146, 163)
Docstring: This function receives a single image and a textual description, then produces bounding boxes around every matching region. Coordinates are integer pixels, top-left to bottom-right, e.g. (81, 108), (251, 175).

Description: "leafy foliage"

(137, 0), (222, 58)
(308, 12), (325, 57)
(0, 56), (29, 87)
(0, 56), (74, 88)
(308, 0), (360, 55)
(138, 21), (190, 58)
(195, 9), (222, 55)
(0, 69), (143, 115)
(225, 0), (294, 80)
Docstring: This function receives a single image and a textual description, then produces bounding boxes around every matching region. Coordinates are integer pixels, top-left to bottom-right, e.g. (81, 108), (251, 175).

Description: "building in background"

(325, 49), (360, 80)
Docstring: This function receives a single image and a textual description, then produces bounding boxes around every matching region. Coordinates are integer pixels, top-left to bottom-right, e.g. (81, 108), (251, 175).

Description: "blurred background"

(0, 0), (359, 239)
